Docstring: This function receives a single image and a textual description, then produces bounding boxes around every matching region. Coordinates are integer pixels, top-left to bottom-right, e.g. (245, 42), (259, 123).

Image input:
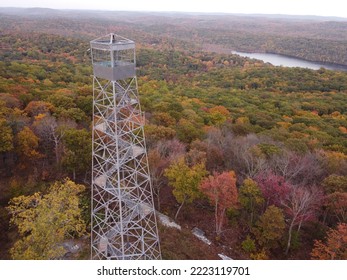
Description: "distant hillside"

(1, 7), (347, 21)
(0, 7), (62, 16)
(0, 8), (346, 65)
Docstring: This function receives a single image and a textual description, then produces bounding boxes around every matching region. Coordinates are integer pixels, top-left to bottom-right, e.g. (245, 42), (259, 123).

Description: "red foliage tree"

(255, 172), (291, 208)
(256, 172), (323, 254)
(199, 171), (238, 235)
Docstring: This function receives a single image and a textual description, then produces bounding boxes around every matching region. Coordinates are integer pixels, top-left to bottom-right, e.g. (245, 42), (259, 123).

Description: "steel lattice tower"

(90, 34), (161, 260)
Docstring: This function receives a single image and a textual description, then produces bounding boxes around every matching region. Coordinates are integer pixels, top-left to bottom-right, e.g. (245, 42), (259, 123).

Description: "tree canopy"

(7, 179), (86, 260)
(165, 158), (207, 219)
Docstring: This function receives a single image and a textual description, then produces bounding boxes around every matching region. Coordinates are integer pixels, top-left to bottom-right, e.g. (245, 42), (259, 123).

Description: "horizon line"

(1, 6), (347, 20)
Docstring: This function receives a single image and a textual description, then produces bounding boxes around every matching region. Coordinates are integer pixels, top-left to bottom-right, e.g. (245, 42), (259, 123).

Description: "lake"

(232, 51), (347, 72)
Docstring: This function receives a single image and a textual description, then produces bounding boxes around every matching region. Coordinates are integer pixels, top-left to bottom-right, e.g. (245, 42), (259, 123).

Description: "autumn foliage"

(255, 172), (291, 207)
(6, 179), (86, 259)
(199, 171), (238, 235)
(1, 10), (347, 260)
(311, 223), (347, 260)
(165, 158), (207, 220)
(252, 205), (286, 250)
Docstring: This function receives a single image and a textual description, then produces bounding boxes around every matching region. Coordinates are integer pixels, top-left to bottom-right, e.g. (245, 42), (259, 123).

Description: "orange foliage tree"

(15, 126), (42, 167)
(311, 223), (347, 260)
(199, 171), (238, 236)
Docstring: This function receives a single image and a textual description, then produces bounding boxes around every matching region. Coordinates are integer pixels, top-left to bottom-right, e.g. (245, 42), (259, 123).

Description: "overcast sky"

(1, 0), (346, 18)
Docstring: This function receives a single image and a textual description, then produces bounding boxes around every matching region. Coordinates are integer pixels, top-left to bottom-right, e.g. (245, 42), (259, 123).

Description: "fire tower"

(90, 34), (161, 260)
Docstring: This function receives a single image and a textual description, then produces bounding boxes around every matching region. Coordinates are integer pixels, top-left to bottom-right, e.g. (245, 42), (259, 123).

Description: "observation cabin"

(90, 33), (136, 81)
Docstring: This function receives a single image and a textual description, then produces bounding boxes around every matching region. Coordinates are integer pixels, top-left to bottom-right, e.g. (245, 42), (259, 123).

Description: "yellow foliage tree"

(252, 205), (286, 250)
(7, 179), (86, 259)
(165, 158), (207, 220)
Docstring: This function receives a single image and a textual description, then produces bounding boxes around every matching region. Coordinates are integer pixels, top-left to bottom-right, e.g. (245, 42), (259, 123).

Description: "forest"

(0, 8), (346, 260)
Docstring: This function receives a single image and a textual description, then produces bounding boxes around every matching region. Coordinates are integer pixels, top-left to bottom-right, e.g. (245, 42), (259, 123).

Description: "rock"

(156, 212), (181, 230)
(218, 253), (233, 260)
(191, 227), (212, 245)
(62, 241), (80, 254)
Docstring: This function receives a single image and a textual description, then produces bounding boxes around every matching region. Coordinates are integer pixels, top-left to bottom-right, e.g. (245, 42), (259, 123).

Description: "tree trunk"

(175, 196), (186, 220)
(297, 219), (303, 233)
(216, 208), (226, 236)
(285, 219), (295, 255)
(250, 199), (254, 226)
(55, 144), (59, 164)
(51, 130), (60, 165)
(156, 189), (161, 212)
(215, 199), (219, 235)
